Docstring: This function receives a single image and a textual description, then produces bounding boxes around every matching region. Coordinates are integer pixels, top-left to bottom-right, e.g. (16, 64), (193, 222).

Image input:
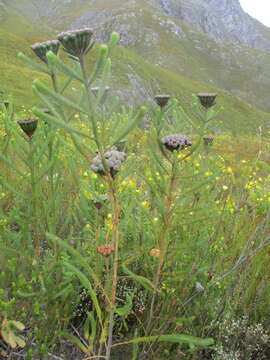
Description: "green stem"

(29, 138), (40, 259)
(105, 177), (120, 360)
(146, 159), (178, 335)
(79, 56), (102, 151)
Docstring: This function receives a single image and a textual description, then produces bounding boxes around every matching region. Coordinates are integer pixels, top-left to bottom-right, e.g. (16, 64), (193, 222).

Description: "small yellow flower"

(153, 217), (159, 222)
(222, 185), (228, 191)
(141, 201), (150, 208)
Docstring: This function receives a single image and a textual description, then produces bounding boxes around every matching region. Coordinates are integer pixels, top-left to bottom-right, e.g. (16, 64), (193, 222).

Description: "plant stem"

(105, 177), (120, 360)
(29, 138), (40, 258)
(79, 56), (102, 151)
(146, 159), (178, 334)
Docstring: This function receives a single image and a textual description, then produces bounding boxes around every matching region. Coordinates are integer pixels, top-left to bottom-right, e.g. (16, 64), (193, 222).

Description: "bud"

(91, 147), (126, 178)
(57, 28), (94, 58)
(154, 94), (171, 109)
(197, 93), (217, 109)
(161, 134), (192, 152)
(110, 32), (120, 47)
(97, 244), (115, 257)
(17, 118), (38, 138)
(31, 40), (60, 63)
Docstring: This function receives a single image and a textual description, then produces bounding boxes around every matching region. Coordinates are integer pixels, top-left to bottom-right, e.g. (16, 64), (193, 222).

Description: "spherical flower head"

(57, 28), (94, 58)
(98, 244), (115, 257)
(154, 94), (171, 109)
(197, 93), (217, 109)
(91, 147), (127, 178)
(203, 136), (214, 146)
(161, 134), (192, 152)
(17, 118), (38, 138)
(31, 40), (60, 63)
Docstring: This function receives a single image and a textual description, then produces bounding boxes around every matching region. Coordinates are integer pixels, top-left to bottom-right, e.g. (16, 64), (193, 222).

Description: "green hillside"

(0, 0), (269, 134)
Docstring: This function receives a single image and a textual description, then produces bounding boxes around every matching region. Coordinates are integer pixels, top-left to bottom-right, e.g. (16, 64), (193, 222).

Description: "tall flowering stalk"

(18, 27), (216, 359)
(146, 133), (192, 334)
(142, 94), (219, 353)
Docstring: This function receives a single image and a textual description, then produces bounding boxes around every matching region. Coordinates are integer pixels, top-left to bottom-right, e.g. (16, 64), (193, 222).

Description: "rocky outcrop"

(157, 0), (270, 51)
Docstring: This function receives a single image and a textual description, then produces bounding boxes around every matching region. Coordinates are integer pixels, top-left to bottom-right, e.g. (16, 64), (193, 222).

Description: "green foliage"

(0, 27), (270, 360)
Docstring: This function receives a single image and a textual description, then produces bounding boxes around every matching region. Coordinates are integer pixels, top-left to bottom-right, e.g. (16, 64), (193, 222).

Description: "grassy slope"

(111, 46), (269, 134)
(0, 29), (48, 105)
(0, 28), (268, 134)
(24, 0), (270, 114)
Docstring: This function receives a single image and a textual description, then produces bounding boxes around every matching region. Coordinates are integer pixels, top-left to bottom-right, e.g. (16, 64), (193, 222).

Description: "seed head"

(203, 136), (214, 146)
(154, 94), (171, 109)
(31, 40), (60, 63)
(197, 93), (217, 109)
(161, 134), (192, 152)
(17, 118), (38, 138)
(98, 244), (115, 257)
(91, 147), (126, 178)
(57, 28), (94, 58)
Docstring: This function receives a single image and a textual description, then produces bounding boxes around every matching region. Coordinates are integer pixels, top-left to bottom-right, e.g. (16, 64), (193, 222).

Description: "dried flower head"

(17, 118), (38, 138)
(31, 40), (60, 63)
(150, 248), (161, 258)
(154, 94), (171, 109)
(161, 134), (192, 152)
(197, 93), (217, 109)
(57, 28), (94, 58)
(91, 147), (126, 177)
(98, 244), (115, 257)
(203, 136), (214, 146)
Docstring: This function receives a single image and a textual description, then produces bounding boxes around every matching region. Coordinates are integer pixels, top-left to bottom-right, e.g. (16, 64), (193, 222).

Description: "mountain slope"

(0, 0), (269, 135)
(156, 0), (270, 51)
(7, 0), (269, 113)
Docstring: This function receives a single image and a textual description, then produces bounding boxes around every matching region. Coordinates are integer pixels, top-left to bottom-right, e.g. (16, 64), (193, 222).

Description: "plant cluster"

(0, 27), (269, 360)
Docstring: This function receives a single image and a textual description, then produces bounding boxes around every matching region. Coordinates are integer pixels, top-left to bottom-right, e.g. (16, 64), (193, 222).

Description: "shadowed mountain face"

(156, 0), (270, 51)
(0, 0), (270, 131)
(2, 0), (270, 51)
